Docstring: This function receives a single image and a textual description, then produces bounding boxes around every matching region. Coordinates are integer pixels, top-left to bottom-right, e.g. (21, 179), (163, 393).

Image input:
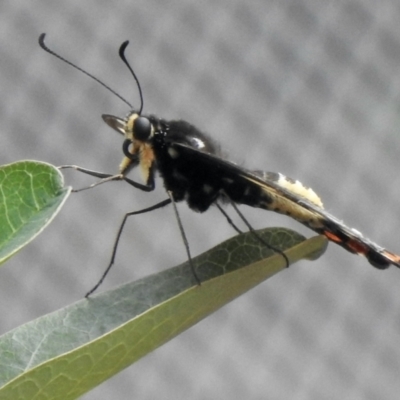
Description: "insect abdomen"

(241, 171), (326, 228)
(253, 171), (323, 207)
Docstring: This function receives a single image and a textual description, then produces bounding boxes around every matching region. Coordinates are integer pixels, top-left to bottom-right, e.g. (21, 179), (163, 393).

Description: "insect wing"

(172, 143), (400, 270)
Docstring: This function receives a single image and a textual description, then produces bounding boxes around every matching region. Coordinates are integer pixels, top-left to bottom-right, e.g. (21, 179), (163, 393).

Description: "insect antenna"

(118, 41), (144, 115)
(38, 33), (133, 108)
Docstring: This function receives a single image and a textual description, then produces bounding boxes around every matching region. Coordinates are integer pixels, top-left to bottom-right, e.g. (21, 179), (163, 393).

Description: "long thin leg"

(59, 165), (154, 192)
(85, 198), (172, 297)
(167, 191), (201, 285)
(230, 202), (290, 267)
(59, 165), (115, 178)
(215, 203), (243, 234)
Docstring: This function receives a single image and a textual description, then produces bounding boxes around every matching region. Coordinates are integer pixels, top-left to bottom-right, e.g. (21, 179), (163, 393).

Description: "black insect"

(39, 34), (400, 295)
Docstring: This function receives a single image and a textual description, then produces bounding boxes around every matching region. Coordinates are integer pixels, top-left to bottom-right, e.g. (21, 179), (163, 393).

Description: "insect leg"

(59, 165), (155, 192)
(167, 191), (201, 285)
(59, 165), (115, 178)
(230, 202), (290, 267)
(59, 165), (123, 191)
(215, 203), (243, 234)
(85, 198), (172, 297)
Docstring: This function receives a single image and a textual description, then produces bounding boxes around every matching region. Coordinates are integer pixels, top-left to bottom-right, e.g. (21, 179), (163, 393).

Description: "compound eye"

(134, 117), (151, 141)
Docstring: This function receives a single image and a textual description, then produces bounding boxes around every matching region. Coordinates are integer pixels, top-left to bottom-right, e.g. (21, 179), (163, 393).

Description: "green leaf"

(0, 228), (327, 399)
(0, 161), (71, 265)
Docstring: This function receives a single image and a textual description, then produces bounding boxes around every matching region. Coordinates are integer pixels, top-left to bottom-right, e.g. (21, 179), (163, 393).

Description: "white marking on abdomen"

(257, 171), (323, 208)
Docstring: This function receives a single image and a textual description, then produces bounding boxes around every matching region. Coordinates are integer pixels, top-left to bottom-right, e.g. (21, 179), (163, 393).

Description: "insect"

(39, 34), (400, 294)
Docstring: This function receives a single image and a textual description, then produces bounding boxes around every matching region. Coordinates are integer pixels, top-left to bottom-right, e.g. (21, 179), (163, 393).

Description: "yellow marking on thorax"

(139, 143), (155, 182)
(119, 139), (155, 183)
(119, 141), (141, 174)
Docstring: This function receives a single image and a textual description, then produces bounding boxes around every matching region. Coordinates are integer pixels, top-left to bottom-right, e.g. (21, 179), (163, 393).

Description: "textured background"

(1, 0), (400, 399)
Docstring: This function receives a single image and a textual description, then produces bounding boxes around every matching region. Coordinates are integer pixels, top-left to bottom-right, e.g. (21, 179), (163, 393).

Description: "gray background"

(1, 0), (400, 399)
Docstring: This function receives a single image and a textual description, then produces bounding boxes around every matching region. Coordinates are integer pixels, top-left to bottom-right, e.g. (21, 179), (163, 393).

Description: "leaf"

(0, 161), (71, 265)
(0, 228), (327, 399)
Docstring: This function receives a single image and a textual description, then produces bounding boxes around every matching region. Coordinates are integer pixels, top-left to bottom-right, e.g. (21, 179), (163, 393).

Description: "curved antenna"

(118, 41), (144, 115)
(38, 33), (133, 109)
